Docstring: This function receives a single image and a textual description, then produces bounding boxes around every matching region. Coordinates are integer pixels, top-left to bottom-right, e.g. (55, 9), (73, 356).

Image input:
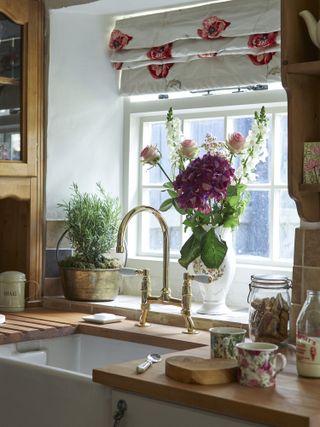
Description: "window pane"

(275, 114), (288, 185)
(279, 190), (299, 259)
(184, 118), (225, 146)
(235, 190), (270, 257)
(142, 122), (171, 184)
(140, 189), (181, 254)
(229, 115), (271, 184)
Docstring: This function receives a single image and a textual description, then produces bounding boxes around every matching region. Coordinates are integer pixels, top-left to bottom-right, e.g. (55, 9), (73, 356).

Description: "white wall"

(46, 11), (123, 219)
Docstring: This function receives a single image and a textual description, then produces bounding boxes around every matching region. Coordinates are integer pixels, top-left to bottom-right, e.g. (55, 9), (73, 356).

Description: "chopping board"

(165, 355), (238, 385)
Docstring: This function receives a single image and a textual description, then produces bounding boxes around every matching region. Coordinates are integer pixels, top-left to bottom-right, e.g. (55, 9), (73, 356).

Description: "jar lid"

(250, 274), (291, 288)
(0, 271), (26, 282)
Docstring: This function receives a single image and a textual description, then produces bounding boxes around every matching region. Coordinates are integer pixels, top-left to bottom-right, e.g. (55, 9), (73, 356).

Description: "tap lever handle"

(119, 267), (143, 276)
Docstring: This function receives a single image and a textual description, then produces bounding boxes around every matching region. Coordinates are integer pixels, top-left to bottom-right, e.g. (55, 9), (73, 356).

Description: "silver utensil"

(136, 353), (162, 374)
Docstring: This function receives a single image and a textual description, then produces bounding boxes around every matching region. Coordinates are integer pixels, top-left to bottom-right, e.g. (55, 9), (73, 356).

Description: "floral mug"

(236, 342), (287, 388)
(209, 327), (246, 359)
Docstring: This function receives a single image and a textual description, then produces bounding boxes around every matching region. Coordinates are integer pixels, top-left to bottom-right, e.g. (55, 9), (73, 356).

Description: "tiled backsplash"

(45, 220), (71, 296)
(290, 227), (320, 338)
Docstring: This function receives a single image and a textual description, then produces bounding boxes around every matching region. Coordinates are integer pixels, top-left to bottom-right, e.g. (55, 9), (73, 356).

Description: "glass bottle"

(247, 275), (291, 345)
(296, 290), (320, 378)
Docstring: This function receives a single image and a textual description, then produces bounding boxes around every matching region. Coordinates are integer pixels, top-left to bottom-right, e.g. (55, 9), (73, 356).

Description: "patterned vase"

(193, 227), (236, 315)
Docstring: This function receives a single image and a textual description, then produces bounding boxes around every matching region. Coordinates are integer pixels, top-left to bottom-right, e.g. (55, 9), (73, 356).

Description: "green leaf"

(159, 199), (173, 212)
(163, 182), (173, 189)
(172, 199), (186, 215)
(193, 226), (207, 242)
(178, 235), (201, 269)
(200, 229), (227, 269)
(167, 190), (178, 198)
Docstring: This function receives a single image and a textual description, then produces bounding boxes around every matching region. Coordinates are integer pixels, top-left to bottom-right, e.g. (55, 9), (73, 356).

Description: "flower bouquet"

(140, 107), (268, 271)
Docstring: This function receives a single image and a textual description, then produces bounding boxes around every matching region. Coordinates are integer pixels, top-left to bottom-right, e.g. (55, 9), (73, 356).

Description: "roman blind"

(108, 0), (281, 95)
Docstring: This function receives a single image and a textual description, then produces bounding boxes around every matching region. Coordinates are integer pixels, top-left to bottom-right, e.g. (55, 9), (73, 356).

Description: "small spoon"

(136, 353), (162, 374)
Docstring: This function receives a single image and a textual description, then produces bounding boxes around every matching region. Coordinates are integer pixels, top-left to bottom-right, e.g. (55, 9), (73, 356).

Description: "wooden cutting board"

(165, 355), (238, 385)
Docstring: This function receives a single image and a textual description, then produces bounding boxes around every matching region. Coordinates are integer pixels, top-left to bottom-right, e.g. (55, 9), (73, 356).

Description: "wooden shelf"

(299, 184), (320, 193)
(286, 60), (320, 76)
(0, 76), (19, 86)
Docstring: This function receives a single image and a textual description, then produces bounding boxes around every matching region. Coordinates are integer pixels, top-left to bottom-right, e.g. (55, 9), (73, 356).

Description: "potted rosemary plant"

(57, 183), (122, 301)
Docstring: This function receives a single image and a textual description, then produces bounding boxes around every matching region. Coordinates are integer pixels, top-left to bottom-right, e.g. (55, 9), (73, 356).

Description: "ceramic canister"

(0, 271), (26, 312)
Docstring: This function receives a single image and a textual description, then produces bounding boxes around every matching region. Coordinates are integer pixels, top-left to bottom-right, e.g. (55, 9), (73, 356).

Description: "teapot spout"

(299, 10), (320, 49)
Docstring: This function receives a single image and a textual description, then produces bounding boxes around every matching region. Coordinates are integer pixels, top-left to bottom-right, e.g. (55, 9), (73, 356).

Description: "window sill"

(42, 295), (249, 331)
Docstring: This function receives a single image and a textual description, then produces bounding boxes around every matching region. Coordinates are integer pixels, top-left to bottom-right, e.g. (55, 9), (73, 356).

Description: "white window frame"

(122, 89), (297, 309)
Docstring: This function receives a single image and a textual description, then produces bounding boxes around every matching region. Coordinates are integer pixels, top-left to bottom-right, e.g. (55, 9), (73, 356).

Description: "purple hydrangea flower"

(173, 153), (235, 213)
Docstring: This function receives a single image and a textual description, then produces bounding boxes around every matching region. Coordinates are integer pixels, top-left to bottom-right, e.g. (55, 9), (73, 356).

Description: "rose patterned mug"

(236, 342), (287, 388)
(209, 327), (246, 359)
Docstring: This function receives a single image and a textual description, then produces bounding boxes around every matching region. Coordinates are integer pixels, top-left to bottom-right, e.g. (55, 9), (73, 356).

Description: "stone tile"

(291, 266), (302, 304)
(302, 267), (320, 296)
(293, 228), (303, 266)
(303, 229), (320, 267)
(290, 303), (302, 342)
(46, 220), (71, 249)
(45, 248), (72, 277)
(43, 277), (64, 297)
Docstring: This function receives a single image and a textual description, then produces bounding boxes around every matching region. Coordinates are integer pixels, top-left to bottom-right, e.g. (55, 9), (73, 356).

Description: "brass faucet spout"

(116, 205), (169, 293)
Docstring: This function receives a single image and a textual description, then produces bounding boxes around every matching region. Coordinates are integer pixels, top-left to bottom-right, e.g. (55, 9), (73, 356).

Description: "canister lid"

(0, 271), (26, 282)
(250, 274), (291, 288)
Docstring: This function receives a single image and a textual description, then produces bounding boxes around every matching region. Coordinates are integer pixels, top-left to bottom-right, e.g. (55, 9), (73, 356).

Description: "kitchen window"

(123, 89), (299, 307)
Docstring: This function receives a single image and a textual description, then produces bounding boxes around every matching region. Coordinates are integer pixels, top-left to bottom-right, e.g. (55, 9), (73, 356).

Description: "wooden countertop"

(2, 309), (320, 427)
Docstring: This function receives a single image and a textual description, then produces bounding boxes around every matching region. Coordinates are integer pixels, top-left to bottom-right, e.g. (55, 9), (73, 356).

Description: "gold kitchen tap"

(117, 205), (198, 333)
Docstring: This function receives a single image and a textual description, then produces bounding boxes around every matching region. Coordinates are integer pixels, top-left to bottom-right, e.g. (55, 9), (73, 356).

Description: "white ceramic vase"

(193, 227), (236, 315)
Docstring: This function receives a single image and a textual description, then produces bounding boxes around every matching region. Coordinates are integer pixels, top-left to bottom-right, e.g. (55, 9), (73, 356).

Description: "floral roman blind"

(108, 0), (281, 95)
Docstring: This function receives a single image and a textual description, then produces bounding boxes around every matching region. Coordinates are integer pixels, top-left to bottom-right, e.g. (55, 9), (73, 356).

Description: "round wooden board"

(165, 355), (238, 385)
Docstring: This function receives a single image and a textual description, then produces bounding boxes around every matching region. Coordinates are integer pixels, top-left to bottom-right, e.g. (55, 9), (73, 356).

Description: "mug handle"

(274, 353), (287, 374)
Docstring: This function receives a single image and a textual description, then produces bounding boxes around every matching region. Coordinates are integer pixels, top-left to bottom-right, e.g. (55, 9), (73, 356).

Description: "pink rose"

(180, 139), (198, 159)
(227, 132), (246, 153)
(140, 145), (161, 165)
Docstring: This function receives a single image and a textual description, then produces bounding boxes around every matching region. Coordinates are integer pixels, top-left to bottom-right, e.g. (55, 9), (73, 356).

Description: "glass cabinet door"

(0, 12), (21, 161)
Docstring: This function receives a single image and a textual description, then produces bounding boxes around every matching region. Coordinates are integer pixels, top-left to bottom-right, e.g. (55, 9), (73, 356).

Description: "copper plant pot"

(60, 267), (120, 301)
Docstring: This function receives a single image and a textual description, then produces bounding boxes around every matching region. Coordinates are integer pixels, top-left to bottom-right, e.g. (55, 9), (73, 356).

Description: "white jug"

(299, 10), (320, 49)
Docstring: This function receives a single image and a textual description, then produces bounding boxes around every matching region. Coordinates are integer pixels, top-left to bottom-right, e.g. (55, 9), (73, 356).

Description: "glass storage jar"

(296, 290), (320, 378)
(247, 274), (292, 345)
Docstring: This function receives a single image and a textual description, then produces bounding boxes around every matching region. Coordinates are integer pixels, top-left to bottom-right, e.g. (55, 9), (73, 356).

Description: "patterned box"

(303, 142), (320, 184)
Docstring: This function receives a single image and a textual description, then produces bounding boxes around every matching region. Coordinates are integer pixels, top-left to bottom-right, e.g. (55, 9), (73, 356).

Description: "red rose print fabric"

(147, 43), (173, 60)
(197, 16), (230, 40)
(109, 29), (133, 51)
(248, 52), (275, 65)
(198, 52), (218, 59)
(113, 62), (123, 70)
(147, 63), (174, 79)
(248, 32), (278, 49)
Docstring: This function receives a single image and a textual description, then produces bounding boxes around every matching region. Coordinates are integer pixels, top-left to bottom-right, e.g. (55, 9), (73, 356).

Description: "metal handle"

(136, 359), (152, 374)
(192, 274), (213, 284)
(119, 267), (143, 276)
(113, 399), (127, 427)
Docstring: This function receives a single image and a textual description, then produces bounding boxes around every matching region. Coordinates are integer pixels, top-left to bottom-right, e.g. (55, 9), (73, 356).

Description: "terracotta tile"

(293, 228), (303, 266)
(292, 266), (302, 304)
(303, 229), (320, 267)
